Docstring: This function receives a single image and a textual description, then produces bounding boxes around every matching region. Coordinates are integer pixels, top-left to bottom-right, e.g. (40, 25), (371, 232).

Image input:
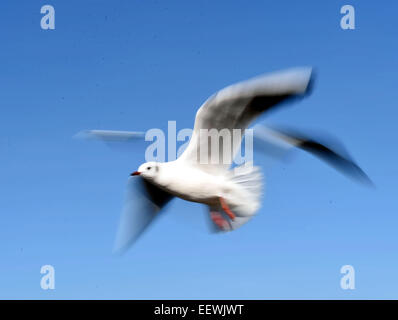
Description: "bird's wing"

(74, 130), (145, 142)
(253, 125), (373, 185)
(113, 177), (174, 254)
(178, 67), (314, 174)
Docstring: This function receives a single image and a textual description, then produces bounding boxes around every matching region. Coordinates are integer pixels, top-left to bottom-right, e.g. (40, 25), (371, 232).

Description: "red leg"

(219, 197), (236, 220)
(210, 211), (230, 230)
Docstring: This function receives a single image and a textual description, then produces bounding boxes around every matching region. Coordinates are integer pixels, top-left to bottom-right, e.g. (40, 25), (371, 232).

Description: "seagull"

(76, 67), (371, 253)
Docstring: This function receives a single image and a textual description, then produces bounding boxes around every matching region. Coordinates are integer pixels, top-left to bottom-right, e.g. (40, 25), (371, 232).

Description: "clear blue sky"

(0, 0), (397, 299)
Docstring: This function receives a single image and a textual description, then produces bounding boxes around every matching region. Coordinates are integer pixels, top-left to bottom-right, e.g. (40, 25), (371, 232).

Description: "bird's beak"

(130, 171), (141, 176)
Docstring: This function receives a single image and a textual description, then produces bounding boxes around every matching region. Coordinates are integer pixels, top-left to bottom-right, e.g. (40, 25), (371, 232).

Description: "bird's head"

(131, 162), (160, 181)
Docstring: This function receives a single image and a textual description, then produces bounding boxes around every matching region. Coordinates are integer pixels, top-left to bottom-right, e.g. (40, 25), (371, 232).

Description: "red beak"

(131, 171), (141, 176)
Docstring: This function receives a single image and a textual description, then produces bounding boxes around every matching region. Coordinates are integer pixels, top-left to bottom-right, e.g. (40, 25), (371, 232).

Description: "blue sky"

(0, 0), (397, 299)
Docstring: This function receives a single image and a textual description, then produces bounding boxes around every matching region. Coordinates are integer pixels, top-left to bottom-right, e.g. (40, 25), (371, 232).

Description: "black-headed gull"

(76, 67), (371, 253)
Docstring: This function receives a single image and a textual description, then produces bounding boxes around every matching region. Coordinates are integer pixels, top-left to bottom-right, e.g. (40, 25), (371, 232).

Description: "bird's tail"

(208, 164), (263, 232)
(229, 164), (263, 217)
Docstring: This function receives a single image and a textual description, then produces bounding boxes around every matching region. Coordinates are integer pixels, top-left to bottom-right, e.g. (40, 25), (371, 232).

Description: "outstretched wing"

(178, 67), (314, 173)
(253, 125), (373, 185)
(113, 177), (174, 254)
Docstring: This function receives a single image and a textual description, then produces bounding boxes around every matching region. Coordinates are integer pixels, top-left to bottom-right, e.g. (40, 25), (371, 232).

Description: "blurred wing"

(253, 125), (373, 185)
(74, 130), (145, 142)
(113, 177), (174, 254)
(74, 130), (146, 152)
(179, 67), (314, 174)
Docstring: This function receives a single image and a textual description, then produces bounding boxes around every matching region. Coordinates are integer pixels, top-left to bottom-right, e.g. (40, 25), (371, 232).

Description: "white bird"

(76, 67), (371, 253)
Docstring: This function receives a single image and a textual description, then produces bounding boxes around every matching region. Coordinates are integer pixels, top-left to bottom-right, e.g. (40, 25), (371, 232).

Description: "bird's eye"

(147, 167), (151, 170)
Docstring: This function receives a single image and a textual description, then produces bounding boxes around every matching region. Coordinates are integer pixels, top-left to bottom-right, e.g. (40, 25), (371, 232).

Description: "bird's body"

(150, 160), (228, 205)
(144, 160), (261, 214)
